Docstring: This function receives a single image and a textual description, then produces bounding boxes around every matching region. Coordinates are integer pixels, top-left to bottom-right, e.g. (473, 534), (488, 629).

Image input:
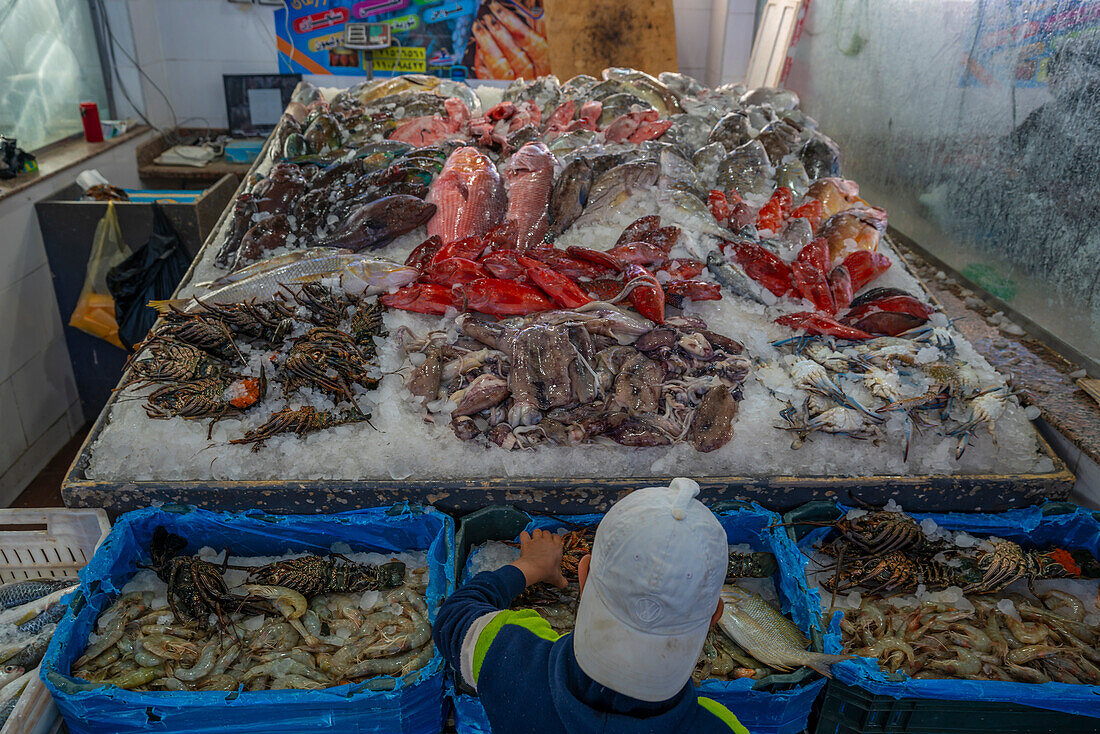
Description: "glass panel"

(786, 0), (1100, 364)
(0, 0), (110, 151)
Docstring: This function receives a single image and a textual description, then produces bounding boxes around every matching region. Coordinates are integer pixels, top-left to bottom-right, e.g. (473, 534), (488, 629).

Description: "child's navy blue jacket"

(434, 565), (749, 734)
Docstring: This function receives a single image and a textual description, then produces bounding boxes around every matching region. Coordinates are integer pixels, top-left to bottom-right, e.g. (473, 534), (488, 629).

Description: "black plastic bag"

(106, 203), (191, 350)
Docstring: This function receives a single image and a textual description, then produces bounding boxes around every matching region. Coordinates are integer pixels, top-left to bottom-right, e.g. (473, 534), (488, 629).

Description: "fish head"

(339, 257), (419, 296)
(363, 195), (438, 230)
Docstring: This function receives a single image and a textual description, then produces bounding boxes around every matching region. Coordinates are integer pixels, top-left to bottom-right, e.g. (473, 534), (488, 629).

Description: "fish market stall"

(61, 73), (1072, 517)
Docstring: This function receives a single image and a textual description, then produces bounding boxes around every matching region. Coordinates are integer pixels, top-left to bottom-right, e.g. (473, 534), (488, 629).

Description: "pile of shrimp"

(834, 589), (1100, 684)
(68, 567), (432, 692)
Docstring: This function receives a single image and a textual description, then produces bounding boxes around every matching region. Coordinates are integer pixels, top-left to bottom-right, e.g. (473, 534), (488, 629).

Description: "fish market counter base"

(61, 469), (1072, 518)
(41, 505), (454, 734)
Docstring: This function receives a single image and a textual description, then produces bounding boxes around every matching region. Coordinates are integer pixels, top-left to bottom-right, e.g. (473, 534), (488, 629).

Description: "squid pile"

(68, 529), (431, 692)
(400, 303), (749, 452)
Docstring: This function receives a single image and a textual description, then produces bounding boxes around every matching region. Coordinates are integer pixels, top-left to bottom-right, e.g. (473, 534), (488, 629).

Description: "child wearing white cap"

(434, 478), (749, 733)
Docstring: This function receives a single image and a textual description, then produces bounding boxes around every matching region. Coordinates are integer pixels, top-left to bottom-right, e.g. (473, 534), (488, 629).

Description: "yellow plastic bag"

(69, 201), (132, 348)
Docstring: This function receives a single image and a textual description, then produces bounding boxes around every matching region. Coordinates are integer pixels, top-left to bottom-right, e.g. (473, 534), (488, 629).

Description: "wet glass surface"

(0, 0), (110, 151)
(786, 0), (1100, 363)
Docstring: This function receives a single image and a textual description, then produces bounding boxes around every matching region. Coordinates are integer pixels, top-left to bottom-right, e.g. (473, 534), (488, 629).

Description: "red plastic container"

(80, 102), (104, 142)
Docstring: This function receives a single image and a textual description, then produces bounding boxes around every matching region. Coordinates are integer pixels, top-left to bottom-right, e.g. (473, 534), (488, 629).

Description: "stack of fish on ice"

(85, 70), (1051, 481)
(0, 578), (77, 726)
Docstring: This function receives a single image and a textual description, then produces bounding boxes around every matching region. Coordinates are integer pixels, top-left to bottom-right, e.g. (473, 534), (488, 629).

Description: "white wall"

(0, 132), (153, 507)
(111, 0), (755, 131)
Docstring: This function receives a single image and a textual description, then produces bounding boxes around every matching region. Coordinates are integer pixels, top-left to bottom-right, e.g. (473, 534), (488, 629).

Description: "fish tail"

(147, 298), (188, 315)
(797, 651), (855, 678)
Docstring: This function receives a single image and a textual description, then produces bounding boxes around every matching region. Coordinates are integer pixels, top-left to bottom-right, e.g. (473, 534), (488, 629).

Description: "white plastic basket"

(1, 508), (110, 734)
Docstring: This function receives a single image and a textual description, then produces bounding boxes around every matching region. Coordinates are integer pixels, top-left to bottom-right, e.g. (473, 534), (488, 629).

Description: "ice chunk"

(844, 591), (861, 609)
(845, 508), (868, 521)
(1070, 368), (1087, 379)
(883, 500), (903, 513)
(1024, 405), (1041, 420)
(358, 590), (380, 610)
(240, 614), (266, 631)
(920, 518), (938, 537)
(996, 598), (1020, 621)
(915, 347), (940, 364)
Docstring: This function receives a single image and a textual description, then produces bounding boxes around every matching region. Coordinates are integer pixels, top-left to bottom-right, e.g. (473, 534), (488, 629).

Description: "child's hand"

(511, 529), (567, 588)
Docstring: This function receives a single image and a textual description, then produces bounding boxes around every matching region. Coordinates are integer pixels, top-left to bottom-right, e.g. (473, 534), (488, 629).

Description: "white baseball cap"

(573, 477), (728, 701)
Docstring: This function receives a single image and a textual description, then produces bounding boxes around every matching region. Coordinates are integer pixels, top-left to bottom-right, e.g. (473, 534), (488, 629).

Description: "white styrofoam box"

(0, 265), (64, 384)
(0, 379), (28, 472)
(11, 337), (79, 446)
(0, 508), (111, 734)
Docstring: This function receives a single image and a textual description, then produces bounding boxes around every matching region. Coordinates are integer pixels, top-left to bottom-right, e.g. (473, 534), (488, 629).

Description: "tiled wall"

(121, 0), (758, 130)
(0, 133), (152, 507)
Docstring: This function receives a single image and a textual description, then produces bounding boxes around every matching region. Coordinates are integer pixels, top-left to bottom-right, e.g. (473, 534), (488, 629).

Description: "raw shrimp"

(490, 1), (550, 75)
(344, 642), (433, 679)
(175, 640), (220, 681)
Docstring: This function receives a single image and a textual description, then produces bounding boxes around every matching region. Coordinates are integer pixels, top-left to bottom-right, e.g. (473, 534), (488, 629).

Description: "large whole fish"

(159, 251), (418, 311)
(718, 586), (852, 677)
(503, 142), (555, 251)
(3, 628), (53, 670)
(317, 195), (436, 252)
(573, 160), (660, 226)
(427, 146), (506, 244)
(549, 157), (592, 236)
(0, 578), (76, 612)
(0, 584), (75, 626)
(16, 602), (66, 635)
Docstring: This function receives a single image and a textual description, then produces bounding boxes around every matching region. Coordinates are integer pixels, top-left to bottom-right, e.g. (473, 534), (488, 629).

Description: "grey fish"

(0, 695), (17, 729)
(719, 585), (851, 677)
(660, 189), (731, 239)
(502, 76), (561, 120)
(776, 159), (811, 196)
(717, 140), (772, 196)
(658, 151), (706, 201)
(7, 629), (53, 670)
(663, 114), (713, 158)
(709, 112), (753, 151)
(0, 578), (76, 612)
(693, 142), (727, 188)
(739, 87), (801, 113)
(800, 133), (842, 179)
(0, 665), (23, 691)
(658, 71), (705, 98)
(0, 670), (31, 707)
(436, 80), (483, 115)
(707, 251), (765, 305)
(600, 68), (683, 115)
(550, 158), (593, 236)
(546, 130), (599, 156)
(17, 602), (66, 635)
(597, 93), (654, 126)
(714, 82), (748, 101)
(575, 161), (660, 224)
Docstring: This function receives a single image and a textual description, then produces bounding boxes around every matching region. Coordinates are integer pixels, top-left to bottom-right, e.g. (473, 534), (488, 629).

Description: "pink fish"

(603, 108), (663, 143)
(503, 142), (555, 251)
(567, 100), (602, 131)
(388, 98), (470, 146)
(543, 100), (575, 138)
(426, 146), (506, 244)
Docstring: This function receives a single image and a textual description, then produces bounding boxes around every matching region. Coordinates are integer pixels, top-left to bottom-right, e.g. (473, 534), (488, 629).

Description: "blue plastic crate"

(42, 504), (454, 734)
(452, 503), (832, 734)
(787, 501), (1100, 723)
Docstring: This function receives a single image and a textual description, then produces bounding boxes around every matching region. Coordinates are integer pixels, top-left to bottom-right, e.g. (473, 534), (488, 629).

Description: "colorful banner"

(275, 0), (548, 79)
(962, 0), (1100, 87)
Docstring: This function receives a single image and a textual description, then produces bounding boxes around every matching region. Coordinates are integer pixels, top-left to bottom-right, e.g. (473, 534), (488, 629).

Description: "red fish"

(503, 142), (555, 251)
(427, 146), (506, 244)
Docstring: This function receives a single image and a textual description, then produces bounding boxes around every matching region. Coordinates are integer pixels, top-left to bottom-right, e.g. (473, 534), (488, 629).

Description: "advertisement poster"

(962, 0), (1100, 87)
(274, 0), (548, 80)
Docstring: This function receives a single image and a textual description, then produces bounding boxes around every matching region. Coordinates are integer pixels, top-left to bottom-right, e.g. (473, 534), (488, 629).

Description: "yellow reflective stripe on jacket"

(471, 609), (562, 684)
(697, 696), (751, 734)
